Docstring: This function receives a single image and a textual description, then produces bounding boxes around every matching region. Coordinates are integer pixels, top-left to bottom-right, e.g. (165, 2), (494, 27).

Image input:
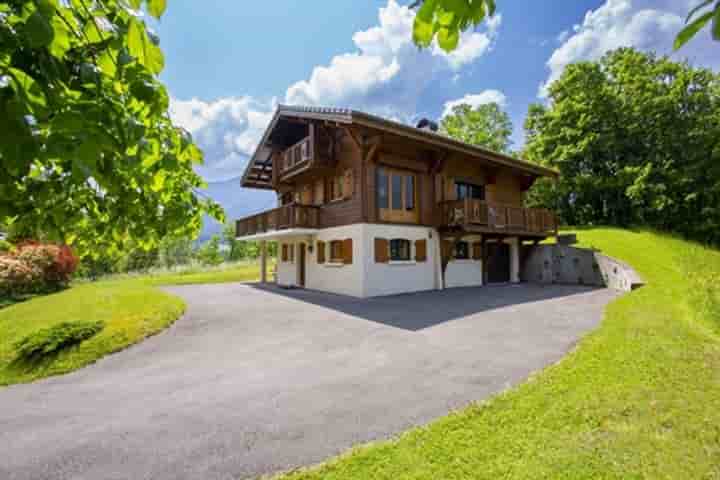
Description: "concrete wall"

(521, 244), (643, 292)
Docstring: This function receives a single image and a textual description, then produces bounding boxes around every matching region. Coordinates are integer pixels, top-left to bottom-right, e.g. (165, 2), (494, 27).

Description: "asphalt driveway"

(0, 283), (619, 480)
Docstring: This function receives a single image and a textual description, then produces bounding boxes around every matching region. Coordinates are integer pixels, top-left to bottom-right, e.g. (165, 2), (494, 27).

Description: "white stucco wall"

(304, 224), (366, 297)
(362, 224), (438, 297)
(444, 234), (483, 288)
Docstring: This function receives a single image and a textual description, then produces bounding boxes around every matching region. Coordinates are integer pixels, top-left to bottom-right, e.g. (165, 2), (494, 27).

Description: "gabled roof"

(241, 105), (558, 188)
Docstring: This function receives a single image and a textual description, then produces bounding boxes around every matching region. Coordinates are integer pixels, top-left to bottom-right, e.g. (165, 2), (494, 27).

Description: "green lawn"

(277, 228), (720, 480)
(0, 261), (264, 386)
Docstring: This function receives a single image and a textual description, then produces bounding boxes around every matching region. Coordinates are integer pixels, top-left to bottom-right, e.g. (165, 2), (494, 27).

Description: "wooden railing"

(280, 136), (312, 174)
(236, 203), (320, 237)
(441, 199), (557, 235)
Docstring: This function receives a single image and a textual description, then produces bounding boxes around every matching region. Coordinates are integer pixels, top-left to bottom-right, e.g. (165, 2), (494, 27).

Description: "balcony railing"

(236, 203), (321, 238)
(280, 136), (312, 175)
(441, 199), (557, 235)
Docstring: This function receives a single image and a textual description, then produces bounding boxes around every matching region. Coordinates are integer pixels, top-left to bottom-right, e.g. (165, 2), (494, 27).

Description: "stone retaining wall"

(521, 245), (644, 292)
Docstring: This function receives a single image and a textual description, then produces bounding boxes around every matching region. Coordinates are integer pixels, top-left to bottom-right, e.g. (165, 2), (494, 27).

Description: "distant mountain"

(199, 176), (276, 242)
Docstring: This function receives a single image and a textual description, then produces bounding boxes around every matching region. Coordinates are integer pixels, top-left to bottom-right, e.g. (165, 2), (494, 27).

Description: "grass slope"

(0, 262), (263, 386)
(278, 228), (720, 479)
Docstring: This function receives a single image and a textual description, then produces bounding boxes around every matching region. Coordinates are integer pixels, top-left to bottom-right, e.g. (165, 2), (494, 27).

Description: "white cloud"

(541, 0), (720, 97)
(171, 0), (503, 182)
(169, 96), (276, 182)
(441, 89), (507, 118)
(286, 0), (501, 120)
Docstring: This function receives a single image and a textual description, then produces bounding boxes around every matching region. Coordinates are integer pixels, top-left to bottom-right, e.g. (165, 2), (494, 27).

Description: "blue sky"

(157, 0), (719, 185)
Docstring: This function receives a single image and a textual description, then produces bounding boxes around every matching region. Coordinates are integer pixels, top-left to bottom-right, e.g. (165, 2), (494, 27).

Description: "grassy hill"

(277, 228), (720, 479)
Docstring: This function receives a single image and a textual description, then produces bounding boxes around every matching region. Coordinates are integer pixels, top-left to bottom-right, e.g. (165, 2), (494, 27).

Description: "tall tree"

(0, 0), (223, 257)
(440, 102), (512, 153)
(523, 48), (720, 244)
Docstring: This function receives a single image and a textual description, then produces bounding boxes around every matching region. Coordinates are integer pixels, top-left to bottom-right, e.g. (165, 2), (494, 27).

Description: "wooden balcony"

(236, 203), (321, 238)
(441, 199), (557, 236)
(279, 136), (312, 178)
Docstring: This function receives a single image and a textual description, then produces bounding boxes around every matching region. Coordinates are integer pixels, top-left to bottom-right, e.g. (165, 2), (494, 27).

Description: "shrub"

(0, 239), (13, 253)
(14, 242), (78, 290)
(0, 257), (42, 296)
(13, 320), (105, 364)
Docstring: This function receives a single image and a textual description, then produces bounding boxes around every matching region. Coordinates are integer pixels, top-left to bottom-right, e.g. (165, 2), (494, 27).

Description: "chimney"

(416, 118), (438, 132)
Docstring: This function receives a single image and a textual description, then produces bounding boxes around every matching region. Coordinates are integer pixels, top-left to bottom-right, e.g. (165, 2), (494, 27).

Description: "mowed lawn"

(0, 262), (264, 386)
(277, 228), (720, 480)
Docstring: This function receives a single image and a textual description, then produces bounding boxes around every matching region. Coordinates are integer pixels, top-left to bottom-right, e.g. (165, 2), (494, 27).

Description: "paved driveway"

(0, 283), (618, 480)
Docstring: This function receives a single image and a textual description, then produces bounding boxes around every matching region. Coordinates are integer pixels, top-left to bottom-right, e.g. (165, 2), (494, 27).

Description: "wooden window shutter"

(472, 241), (482, 260)
(441, 240), (453, 259)
(344, 169), (354, 199)
(317, 241), (325, 264)
(415, 239), (427, 262)
(445, 177), (456, 201)
(281, 244), (288, 262)
(374, 238), (389, 263)
(342, 238), (353, 264)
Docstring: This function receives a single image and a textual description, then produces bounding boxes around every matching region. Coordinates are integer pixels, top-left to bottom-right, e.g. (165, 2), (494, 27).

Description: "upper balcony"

(441, 199), (557, 237)
(236, 203), (321, 239)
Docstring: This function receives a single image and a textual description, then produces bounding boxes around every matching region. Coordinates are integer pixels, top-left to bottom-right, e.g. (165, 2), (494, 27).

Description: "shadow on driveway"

(249, 282), (602, 331)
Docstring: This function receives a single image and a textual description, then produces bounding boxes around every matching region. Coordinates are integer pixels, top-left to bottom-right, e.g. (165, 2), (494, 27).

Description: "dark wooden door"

(486, 242), (510, 283)
(298, 243), (306, 287)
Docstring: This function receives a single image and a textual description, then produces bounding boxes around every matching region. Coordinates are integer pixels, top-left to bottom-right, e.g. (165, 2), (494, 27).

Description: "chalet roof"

(241, 105), (558, 188)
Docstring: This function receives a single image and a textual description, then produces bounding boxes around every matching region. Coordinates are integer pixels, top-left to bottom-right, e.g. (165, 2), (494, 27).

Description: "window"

(391, 174), (402, 209)
(330, 175), (344, 201)
(455, 181), (485, 200)
(377, 168), (389, 209)
(389, 239), (411, 261)
(377, 167), (418, 223)
(405, 175), (414, 210)
(330, 240), (343, 263)
(314, 179), (324, 205)
(454, 241), (469, 260)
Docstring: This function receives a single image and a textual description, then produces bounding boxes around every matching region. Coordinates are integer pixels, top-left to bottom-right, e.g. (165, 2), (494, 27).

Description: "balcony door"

(377, 167), (418, 224)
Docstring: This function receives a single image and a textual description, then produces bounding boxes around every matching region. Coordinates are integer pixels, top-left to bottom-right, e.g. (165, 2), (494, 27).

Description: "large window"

(377, 167), (418, 223)
(455, 181), (485, 201)
(389, 239), (411, 261)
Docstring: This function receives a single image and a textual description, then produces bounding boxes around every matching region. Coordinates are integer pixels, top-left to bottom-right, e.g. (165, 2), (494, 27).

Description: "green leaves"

(128, 18), (164, 74)
(0, 0), (223, 257)
(411, 0), (495, 52)
(675, 1), (719, 49)
(25, 10), (55, 48)
(147, 0), (167, 19)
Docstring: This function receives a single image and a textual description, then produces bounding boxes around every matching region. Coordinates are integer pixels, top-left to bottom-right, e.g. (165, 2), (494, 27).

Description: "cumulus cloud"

(169, 96), (276, 182)
(441, 89), (507, 118)
(171, 0), (502, 182)
(286, 0), (501, 119)
(540, 0), (719, 97)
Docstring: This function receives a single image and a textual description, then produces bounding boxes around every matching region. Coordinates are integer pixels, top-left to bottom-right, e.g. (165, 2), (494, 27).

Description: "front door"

(298, 243), (306, 287)
(486, 242), (510, 283)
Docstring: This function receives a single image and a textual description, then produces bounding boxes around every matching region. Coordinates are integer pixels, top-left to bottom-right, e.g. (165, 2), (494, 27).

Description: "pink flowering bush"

(0, 242), (78, 297)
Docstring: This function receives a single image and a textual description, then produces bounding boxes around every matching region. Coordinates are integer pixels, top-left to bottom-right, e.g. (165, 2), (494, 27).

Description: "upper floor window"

(456, 181), (485, 201)
(389, 239), (411, 261)
(377, 167), (418, 223)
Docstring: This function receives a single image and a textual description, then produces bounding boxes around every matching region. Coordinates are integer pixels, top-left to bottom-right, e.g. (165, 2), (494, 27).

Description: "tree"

(0, 0), (223, 258)
(523, 48), (720, 244)
(440, 102), (512, 153)
(675, 1), (720, 49)
(196, 235), (223, 266)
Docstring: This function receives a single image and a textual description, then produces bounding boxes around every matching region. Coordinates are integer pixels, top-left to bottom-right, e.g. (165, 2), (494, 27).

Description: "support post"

(260, 240), (267, 283)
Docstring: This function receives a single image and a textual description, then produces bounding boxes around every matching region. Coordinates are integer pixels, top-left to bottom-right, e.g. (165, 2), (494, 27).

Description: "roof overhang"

(236, 228), (320, 242)
(240, 105), (558, 190)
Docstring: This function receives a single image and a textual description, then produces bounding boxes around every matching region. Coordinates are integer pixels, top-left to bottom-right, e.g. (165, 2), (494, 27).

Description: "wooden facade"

(237, 108), (558, 240)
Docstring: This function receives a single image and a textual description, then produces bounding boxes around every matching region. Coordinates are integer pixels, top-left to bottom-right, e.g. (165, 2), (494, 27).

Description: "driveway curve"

(0, 283), (618, 480)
